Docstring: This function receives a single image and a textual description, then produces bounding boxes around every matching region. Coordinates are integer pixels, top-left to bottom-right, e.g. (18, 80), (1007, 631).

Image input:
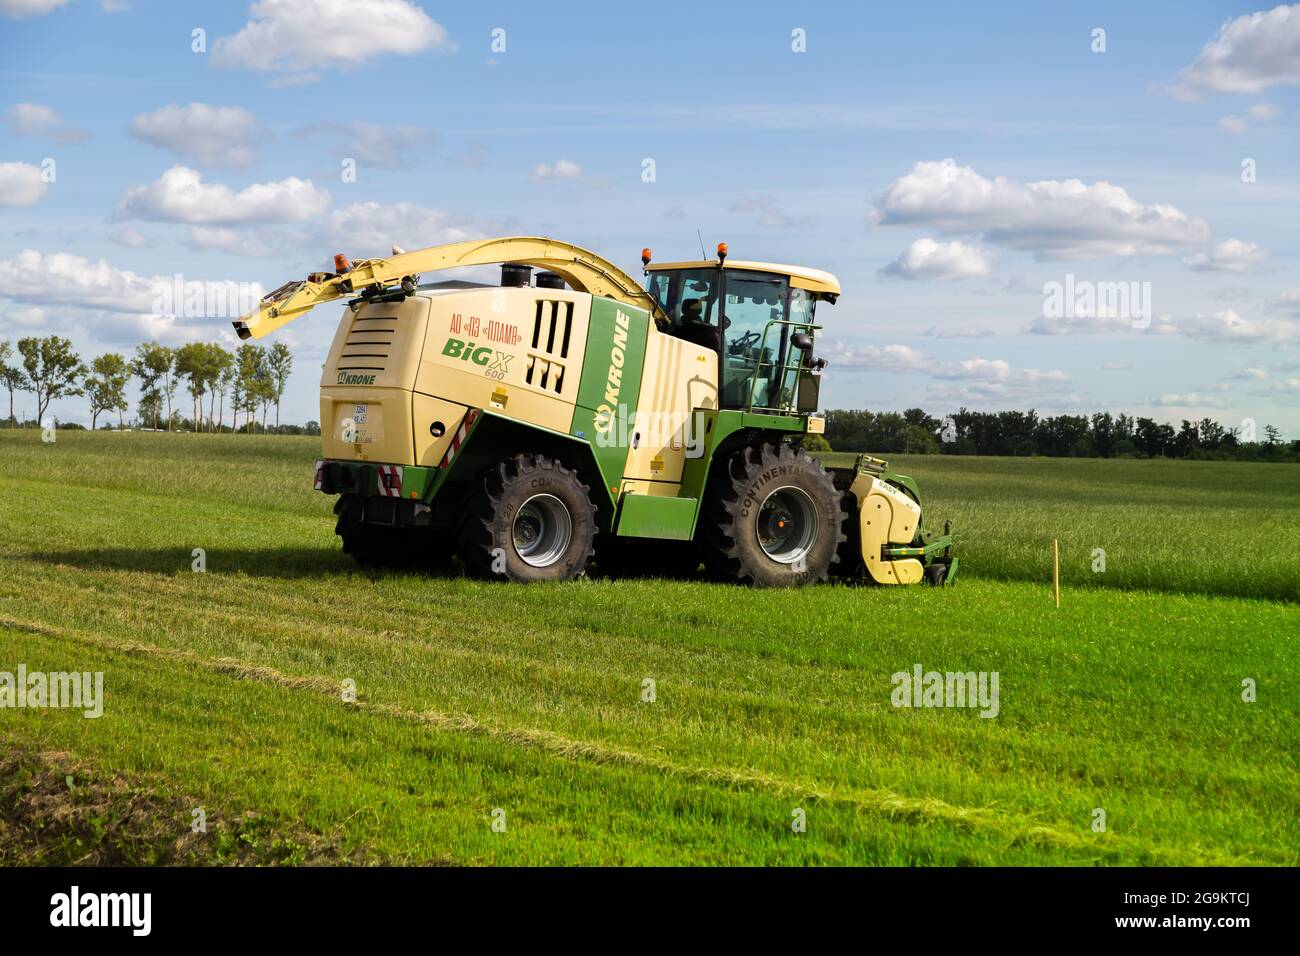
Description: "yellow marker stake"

(1052, 538), (1060, 608)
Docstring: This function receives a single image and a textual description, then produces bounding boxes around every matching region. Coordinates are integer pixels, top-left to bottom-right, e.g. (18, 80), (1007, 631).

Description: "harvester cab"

(233, 236), (956, 586)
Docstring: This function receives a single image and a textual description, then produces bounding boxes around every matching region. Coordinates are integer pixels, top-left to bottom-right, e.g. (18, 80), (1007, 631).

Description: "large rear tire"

(699, 442), (844, 587)
(459, 454), (596, 582)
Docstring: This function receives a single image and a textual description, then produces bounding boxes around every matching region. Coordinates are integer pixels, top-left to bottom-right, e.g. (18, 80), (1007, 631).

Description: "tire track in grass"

(0, 615), (1250, 866)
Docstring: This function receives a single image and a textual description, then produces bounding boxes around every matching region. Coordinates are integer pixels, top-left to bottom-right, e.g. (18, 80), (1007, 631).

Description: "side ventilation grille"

(524, 299), (573, 394)
(339, 312), (396, 373)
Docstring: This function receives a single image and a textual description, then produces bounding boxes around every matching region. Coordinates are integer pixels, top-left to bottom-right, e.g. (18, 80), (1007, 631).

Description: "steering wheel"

(729, 329), (761, 355)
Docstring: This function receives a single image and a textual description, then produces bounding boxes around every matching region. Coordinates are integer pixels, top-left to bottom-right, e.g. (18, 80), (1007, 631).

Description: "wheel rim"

(512, 494), (573, 568)
(755, 485), (817, 564)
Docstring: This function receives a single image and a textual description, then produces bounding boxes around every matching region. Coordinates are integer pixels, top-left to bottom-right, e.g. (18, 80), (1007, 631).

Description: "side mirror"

(790, 332), (813, 351)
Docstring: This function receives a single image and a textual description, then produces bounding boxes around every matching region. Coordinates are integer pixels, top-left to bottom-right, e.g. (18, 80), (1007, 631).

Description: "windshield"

(646, 268), (720, 330)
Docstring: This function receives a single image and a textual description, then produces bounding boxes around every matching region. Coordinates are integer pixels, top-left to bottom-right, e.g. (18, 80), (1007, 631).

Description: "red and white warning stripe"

(439, 408), (481, 469)
(376, 464), (403, 497)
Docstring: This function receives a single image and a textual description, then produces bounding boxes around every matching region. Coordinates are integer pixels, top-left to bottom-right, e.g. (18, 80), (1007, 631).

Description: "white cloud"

(1268, 288), (1300, 315)
(323, 201), (487, 258)
(1255, 377), (1300, 397)
(931, 357), (1069, 384)
(1218, 101), (1280, 133)
(730, 196), (816, 229)
(0, 304), (46, 328)
(109, 226), (150, 249)
(1230, 367), (1270, 380)
(881, 238), (992, 280)
(0, 249), (163, 312)
(212, 0), (452, 79)
(0, 249), (264, 345)
(129, 103), (263, 168)
(823, 340), (1068, 395)
(0, 0), (69, 17)
(531, 159), (583, 183)
(1154, 393), (1232, 410)
(0, 162), (49, 207)
(1028, 312), (1148, 335)
(303, 121), (433, 170)
(823, 341), (927, 371)
(1183, 239), (1269, 272)
(112, 166), (330, 225)
(1174, 4), (1300, 97)
(1173, 309), (1300, 344)
(1032, 303), (1300, 344)
(6, 102), (57, 135)
(923, 324), (995, 339)
(5, 103), (85, 143)
(184, 226), (276, 259)
(871, 159), (1210, 259)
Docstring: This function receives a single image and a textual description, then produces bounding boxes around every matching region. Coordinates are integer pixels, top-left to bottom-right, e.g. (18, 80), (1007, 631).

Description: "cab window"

(646, 268), (720, 352)
(720, 271), (789, 410)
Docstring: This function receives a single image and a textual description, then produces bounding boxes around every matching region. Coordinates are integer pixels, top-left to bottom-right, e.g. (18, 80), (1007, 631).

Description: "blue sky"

(1, 0), (1297, 433)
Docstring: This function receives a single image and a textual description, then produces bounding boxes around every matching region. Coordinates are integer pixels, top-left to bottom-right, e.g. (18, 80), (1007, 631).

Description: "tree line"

(0, 336), (303, 433)
(819, 408), (1298, 462)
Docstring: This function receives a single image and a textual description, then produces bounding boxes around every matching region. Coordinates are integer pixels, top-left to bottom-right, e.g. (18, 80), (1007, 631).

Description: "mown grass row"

(0, 429), (1295, 864)
(817, 450), (1300, 602)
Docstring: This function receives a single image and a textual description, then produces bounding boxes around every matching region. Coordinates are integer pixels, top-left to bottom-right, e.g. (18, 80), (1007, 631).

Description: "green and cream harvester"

(234, 237), (956, 585)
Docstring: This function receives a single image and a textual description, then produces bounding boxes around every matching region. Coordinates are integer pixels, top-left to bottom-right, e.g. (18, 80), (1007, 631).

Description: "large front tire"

(459, 454), (596, 582)
(699, 442), (844, 587)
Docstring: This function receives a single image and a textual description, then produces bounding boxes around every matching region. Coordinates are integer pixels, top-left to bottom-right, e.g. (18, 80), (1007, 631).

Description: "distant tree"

(266, 341), (293, 431)
(85, 352), (130, 430)
(1195, 418), (1223, 451)
(174, 342), (209, 431)
(215, 359), (235, 432)
(204, 343), (233, 432)
(1090, 412), (1115, 458)
(130, 342), (174, 430)
(801, 433), (831, 453)
(234, 343), (267, 433)
(1173, 420), (1200, 458)
(0, 339), (29, 425)
(1264, 424), (1281, 446)
(17, 336), (86, 425)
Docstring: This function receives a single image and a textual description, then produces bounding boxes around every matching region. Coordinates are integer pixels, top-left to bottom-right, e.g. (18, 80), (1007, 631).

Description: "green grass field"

(1, 431), (1296, 865)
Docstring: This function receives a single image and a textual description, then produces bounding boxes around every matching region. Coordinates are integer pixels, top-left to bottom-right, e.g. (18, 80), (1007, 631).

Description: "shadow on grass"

(22, 546), (712, 584)
(21, 546), (1293, 601)
(25, 546), (369, 579)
